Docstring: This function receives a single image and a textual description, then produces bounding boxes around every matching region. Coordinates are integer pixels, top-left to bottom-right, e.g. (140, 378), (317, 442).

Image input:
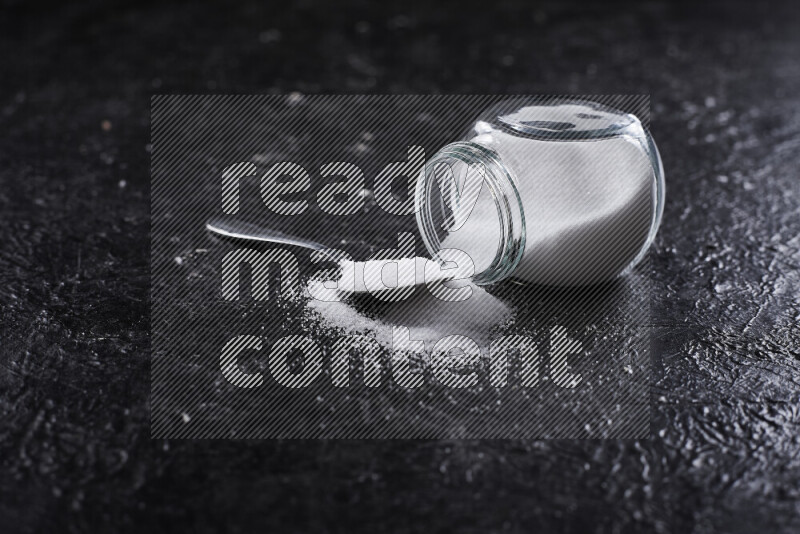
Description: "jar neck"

(415, 141), (526, 285)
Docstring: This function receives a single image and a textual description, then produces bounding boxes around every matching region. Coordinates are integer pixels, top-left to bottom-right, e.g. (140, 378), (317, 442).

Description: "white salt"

(307, 257), (511, 351)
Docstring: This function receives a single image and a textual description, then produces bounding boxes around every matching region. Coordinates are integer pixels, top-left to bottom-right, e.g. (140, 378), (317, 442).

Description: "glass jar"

(415, 98), (665, 286)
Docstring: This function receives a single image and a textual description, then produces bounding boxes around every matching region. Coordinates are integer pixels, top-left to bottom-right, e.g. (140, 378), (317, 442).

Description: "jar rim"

(415, 141), (526, 285)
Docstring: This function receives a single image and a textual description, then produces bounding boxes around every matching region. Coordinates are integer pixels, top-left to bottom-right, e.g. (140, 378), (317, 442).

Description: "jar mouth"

(415, 141), (526, 285)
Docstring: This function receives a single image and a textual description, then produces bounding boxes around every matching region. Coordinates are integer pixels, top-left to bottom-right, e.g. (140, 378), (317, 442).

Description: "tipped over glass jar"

(415, 98), (665, 286)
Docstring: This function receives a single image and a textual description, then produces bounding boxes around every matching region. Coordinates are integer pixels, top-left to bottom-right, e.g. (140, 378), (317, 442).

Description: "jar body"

(415, 100), (665, 286)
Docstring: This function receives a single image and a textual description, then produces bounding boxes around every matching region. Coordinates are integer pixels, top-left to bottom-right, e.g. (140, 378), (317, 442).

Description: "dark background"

(1, 0), (799, 532)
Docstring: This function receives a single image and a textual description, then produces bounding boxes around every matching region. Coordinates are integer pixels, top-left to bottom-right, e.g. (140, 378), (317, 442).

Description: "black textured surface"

(1, 0), (799, 532)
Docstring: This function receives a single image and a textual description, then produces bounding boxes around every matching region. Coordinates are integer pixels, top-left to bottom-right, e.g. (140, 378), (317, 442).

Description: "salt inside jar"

(415, 99), (665, 286)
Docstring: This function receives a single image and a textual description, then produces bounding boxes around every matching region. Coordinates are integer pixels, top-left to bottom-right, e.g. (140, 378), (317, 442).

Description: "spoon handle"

(206, 217), (328, 251)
